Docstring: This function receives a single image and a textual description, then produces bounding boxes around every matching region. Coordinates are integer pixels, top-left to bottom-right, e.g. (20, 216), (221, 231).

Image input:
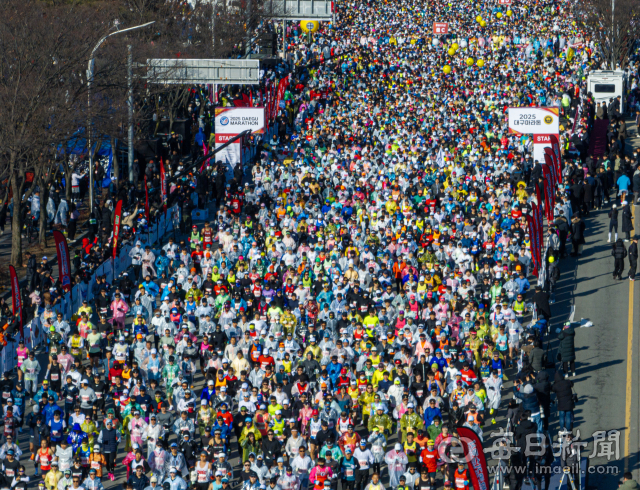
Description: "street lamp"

(86, 21), (155, 213)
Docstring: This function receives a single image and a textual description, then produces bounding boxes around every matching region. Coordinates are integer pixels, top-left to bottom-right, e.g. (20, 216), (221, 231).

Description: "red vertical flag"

(550, 134), (563, 177)
(526, 213), (539, 276)
(543, 155), (557, 213)
(112, 199), (123, 260)
(53, 231), (72, 293)
(160, 158), (167, 218)
(200, 141), (209, 173)
(274, 76), (289, 118)
(9, 265), (23, 339)
(544, 149), (557, 188)
(532, 203), (544, 272)
(271, 84), (277, 119)
(534, 177), (543, 210)
(542, 165), (553, 222)
(456, 428), (491, 490)
(144, 175), (150, 222)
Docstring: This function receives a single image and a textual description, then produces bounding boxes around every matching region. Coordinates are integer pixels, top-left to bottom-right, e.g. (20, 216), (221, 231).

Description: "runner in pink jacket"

(110, 294), (129, 330)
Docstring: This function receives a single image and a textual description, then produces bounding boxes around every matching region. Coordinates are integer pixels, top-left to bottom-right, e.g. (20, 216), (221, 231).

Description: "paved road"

(543, 202), (639, 489)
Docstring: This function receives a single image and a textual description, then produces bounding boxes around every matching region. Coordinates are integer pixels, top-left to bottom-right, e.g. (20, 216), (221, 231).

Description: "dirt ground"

(0, 206), (90, 292)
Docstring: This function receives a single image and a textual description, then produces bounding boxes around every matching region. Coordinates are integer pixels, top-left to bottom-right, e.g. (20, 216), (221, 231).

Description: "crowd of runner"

(7, 0), (640, 489)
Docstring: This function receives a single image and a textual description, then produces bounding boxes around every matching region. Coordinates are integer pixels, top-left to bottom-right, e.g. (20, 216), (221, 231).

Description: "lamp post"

(86, 21), (155, 213)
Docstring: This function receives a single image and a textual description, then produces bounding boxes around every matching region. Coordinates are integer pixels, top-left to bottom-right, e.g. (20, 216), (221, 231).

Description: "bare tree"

(35, 157), (61, 248)
(581, 0), (640, 69)
(0, 0), (125, 266)
(116, 0), (257, 155)
(0, 0), (271, 268)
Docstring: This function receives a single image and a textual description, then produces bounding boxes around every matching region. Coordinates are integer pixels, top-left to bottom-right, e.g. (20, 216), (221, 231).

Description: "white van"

(587, 70), (627, 113)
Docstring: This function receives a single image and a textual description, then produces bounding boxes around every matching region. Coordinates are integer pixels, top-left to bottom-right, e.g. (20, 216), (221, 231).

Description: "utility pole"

(86, 21), (155, 213)
(247, 0), (253, 51)
(128, 44), (134, 183)
(611, 0), (615, 69)
(212, 0), (216, 54)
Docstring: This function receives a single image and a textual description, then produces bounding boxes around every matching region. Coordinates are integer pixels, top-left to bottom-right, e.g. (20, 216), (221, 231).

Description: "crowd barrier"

(2, 316), (48, 375)
(2, 204), (180, 374)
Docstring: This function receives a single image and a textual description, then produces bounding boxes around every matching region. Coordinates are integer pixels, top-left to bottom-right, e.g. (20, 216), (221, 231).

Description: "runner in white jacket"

(485, 371), (503, 420)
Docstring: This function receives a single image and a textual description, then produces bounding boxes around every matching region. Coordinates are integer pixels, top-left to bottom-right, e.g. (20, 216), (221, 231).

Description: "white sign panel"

(533, 134), (554, 164)
(147, 59), (260, 85)
(215, 142), (242, 181)
(508, 107), (559, 135)
(264, 0), (333, 20)
(215, 108), (265, 135)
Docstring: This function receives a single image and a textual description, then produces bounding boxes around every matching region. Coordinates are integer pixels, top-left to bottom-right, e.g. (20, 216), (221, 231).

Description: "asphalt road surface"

(543, 202), (640, 489)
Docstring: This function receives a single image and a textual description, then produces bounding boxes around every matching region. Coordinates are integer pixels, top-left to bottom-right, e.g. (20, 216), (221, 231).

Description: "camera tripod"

(557, 467), (578, 490)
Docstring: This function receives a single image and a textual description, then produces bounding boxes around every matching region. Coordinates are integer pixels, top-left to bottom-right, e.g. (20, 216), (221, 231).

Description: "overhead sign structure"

(264, 0), (333, 20)
(508, 107), (559, 135)
(147, 59), (260, 85)
(433, 22), (449, 34)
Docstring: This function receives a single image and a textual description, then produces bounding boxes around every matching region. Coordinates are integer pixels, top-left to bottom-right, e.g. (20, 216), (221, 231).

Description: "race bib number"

(51, 374), (59, 381)
(345, 470), (354, 477)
